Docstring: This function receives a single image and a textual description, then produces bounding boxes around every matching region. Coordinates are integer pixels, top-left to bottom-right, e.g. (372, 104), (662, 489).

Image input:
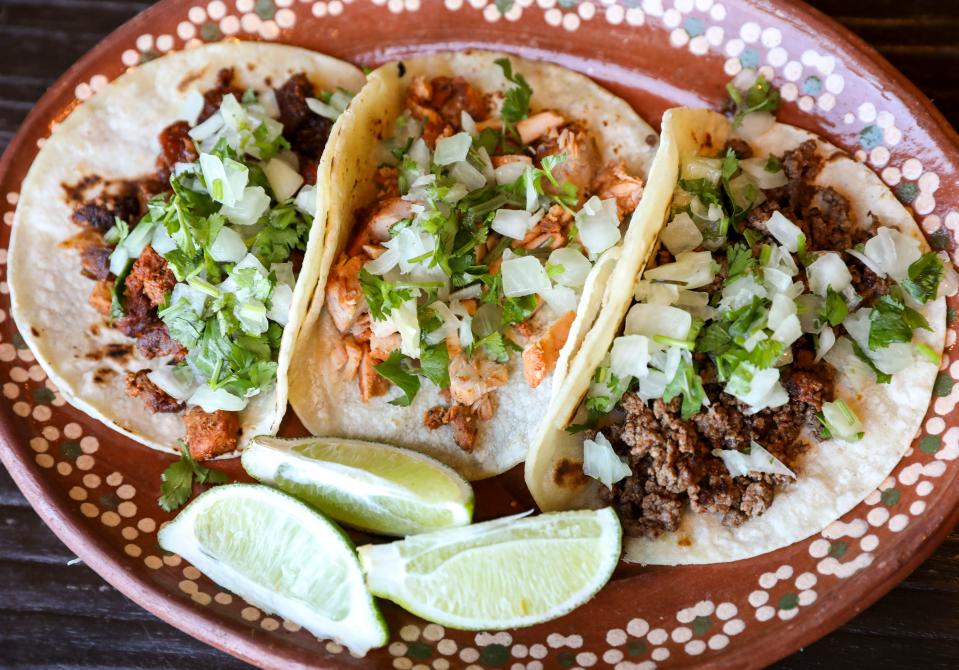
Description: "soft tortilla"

(288, 51), (658, 480)
(525, 109), (946, 564)
(8, 42), (365, 456)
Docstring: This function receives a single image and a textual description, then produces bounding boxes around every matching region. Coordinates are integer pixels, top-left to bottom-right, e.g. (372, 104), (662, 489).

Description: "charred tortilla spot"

(92, 368), (116, 385)
(105, 343), (134, 359)
(645, 133), (657, 146)
(397, 61), (407, 77)
(176, 67), (208, 92)
(677, 535), (692, 547)
(30, 327), (39, 337)
(554, 458), (589, 488)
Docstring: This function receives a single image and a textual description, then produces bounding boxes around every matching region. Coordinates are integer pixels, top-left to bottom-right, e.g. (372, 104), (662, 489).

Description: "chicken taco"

(526, 100), (951, 563)
(288, 51), (660, 479)
(9, 42), (365, 460)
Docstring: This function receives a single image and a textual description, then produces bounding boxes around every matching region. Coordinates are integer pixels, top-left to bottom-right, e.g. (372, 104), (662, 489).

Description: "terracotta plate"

(2, 1), (958, 668)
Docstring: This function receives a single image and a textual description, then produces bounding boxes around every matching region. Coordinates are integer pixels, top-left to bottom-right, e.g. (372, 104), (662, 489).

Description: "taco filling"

(324, 60), (645, 452)
(59, 69), (349, 459)
(575, 132), (950, 538)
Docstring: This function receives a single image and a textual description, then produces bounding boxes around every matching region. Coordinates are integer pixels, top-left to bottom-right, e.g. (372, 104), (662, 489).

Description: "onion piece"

(539, 285), (578, 315)
(727, 365), (782, 409)
(715, 440), (795, 478)
(305, 97), (343, 121)
(491, 209), (534, 240)
(768, 293), (797, 323)
(494, 159), (531, 185)
(450, 284), (483, 301)
(264, 158), (304, 202)
(433, 132), (472, 165)
(147, 366), (198, 402)
(576, 196), (621, 258)
(450, 161), (488, 191)
(815, 325), (836, 362)
(635, 281), (680, 305)
(547, 247), (592, 289)
(460, 110), (478, 138)
(582, 433), (632, 489)
(807, 252), (852, 296)
(294, 184), (317, 217)
(209, 226), (248, 263)
(762, 266), (793, 294)
(392, 299), (421, 359)
(765, 211), (803, 252)
(735, 111), (776, 141)
(199, 153), (248, 206)
(150, 224), (177, 255)
(862, 226), (922, 281)
(771, 314), (802, 347)
(682, 157), (723, 184)
(739, 157), (789, 189)
(843, 308), (914, 374)
(221, 185), (271, 226)
(624, 303), (692, 341)
(189, 112), (225, 142)
(661, 212), (704, 256)
(610, 335), (650, 380)
(188, 385), (248, 413)
(502, 255), (551, 297)
(270, 262), (295, 288)
(365, 246), (399, 276)
(820, 399), (864, 441)
(644, 250), (715, 289)
(169, 282), (207, 315)
(179, 90), (205, 126)
(719, 274), (768, 312)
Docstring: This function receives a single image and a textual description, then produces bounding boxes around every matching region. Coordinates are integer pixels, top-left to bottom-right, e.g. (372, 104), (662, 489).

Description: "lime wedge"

(157, 484), (387, 654)
(242, 436), (473, 536)
(357, 508), (621, 630)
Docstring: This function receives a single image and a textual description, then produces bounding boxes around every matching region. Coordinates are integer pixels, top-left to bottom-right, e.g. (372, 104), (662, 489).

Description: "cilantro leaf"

(373, 351), (421, 406)
(475, 332), (509, 363)
(495, 58), (533, 125)
(418, 341), (451, 388)
(868, 294), (930, 350)
(900, 251), (944, 304)
(359, 268), (415, 321)
(502, 294), (538, 327)
(727, 74), (781, 128)
(818, 287), (848, 327)
(158, 443), (230, 512)
(726, 243), (756, 281)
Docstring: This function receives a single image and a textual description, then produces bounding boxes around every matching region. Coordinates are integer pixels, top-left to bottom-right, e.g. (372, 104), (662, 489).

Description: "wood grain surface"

(1, 1), (957, 668)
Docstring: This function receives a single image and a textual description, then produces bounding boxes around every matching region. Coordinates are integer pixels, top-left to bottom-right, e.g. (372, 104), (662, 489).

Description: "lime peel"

(242, 436), (473, 536)
(358, 508), (621, 630)
(158, 483), (387, 654)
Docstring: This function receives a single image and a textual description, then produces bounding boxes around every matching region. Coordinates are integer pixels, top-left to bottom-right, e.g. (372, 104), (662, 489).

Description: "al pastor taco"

(525, 100), (952, 564)
(288, 51), (659, 479)
(9, 42), (365, 460)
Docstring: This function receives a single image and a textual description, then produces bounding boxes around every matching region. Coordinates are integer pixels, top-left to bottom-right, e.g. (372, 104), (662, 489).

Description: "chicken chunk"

(448, 353), (509, 406)
(325, 255), (368, 333)
(592, 161), (645, 218)
(331, 335), (363, 380)
(535, 121), (601, 199)
(347, 197), (413, 256)
(523, 310), (576, 389)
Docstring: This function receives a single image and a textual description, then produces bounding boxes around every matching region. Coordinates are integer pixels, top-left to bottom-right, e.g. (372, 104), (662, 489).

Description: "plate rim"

(0, 0), (957, 668)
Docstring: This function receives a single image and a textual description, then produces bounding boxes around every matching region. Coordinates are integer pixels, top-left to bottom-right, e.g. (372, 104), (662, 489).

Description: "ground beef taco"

(9, 42), (365, 460)
(525, 103), (952, 564)
(287, 51), (660, 479)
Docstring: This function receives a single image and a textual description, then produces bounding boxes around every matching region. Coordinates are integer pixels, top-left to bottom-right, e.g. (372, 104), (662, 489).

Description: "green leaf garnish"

(158, 442), (231, 512)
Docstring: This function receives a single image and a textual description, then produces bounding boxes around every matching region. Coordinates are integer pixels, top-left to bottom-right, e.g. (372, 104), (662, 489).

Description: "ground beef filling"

(599, 140), (862, 538)
(60, 71), (324, 459)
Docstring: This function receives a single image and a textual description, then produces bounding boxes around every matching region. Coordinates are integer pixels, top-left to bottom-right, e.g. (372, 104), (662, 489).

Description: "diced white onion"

(796, 293), (823, 334)
(582, 433), (632, 489)
(768, 293), (797, 323)
(169, 282), (207, 315)
(236, 300), (269, 335)
(392, 299), (421, 359)
(644, 250), (715, 289)
(765, 244), (799, 275)
(267, 283), (293, 325)
(816, 326), (836, 362)
(189, 112), (224, 142)
(199, 153), (248, 206)
(661, 212), (703, 256)
(807, 252), (852, 296)
(576, 196), (621, 258)
(762, 267), (793, 294)
(270, 262), (295, 288)
(424, 301), (461, 345)
(735, 111), (777, 141)
(715, 440), (795, 478)
(305, 97), (342, 121)
(150, 224), (177, 255)
(221, 185), (271, 226)
(820, 399), (864, 441)
(460, 110), (478, 138)
(743, 330), (767, 352)
(547, 247), (592, 289)
(728, 173), (764, 212)
(264, 157), (304, 202)
(539, 285), (578, 315)
(682, 157), (723, 184)
(739, 157), (789, 189)
(449, 284), (483, 301)
(861, 226), (922, 281)
(365, 246), (399, 275)
(469, 304), (501, 339)
(209, 226), (248, 263)
(719, 274), (767, 312)
(408, 138), (431, 175)
(765, 211), (803, 253)
(450, 161), (488, 191)
(294, 184), (317, 218)
(491, 209), (534, 240)
(147, 366), (198, 402)
(610, 335), (650, 379)
(843, 308), (913, 374)
(771, 313), (802, 347)
(433, 132), (472, 166)
(624, 303), (692, 341)
(635, 280), (679, 305)
(501, 255), (551, 297)
(727, 365), (782, 409)
(218, 94), (246, 130)
(188, 385), (248, 413)
(494, 159), (531, 185)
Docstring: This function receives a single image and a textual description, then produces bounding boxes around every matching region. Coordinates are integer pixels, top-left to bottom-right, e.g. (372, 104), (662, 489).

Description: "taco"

(288, 51), (659, 479)
(525, 104), (951, 564)
(9, 42), (365, 460)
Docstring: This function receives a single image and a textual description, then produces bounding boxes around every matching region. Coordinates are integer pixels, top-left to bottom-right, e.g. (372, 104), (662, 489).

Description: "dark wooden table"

(1, 1), (957, 668)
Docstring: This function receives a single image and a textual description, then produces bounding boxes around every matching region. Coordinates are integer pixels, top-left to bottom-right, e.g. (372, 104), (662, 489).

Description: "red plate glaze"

(1, 1), (958, 668)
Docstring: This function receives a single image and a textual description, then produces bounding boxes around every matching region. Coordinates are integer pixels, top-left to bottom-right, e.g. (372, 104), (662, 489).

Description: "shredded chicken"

(347, 197), (413, 256)
(592, 161), (645, 218)
(325, 255), (367, 333)
(358, 343), (390, 402)
(519, 205), (570, 250)
(516, 110), (566, 144)
(331, 335), (363, 380)
(523, 310), (576, 389)
(491, 154), (532, 168)
(88, 280), (113, 316)
(534, 121), (601, 199)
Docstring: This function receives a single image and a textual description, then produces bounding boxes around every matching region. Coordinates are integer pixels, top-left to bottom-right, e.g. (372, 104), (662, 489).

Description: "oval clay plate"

(2, 1), (958, 669)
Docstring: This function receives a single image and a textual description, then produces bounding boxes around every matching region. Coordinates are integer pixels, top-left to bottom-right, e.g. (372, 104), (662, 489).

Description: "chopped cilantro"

(158, 442), (230, 512)
(900, 251), (944, 304)
(868, 294), (930, 350)
(818, 287), (848, 327)
(727, 73), (781, 128)
(726, 243), (756, 281)
(495, 58), (533, 126)
(359, 268), (415, 321)
(418, 341), (451, 388)
(764, 154), (782, 173)
(373, 351), (421, 406)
